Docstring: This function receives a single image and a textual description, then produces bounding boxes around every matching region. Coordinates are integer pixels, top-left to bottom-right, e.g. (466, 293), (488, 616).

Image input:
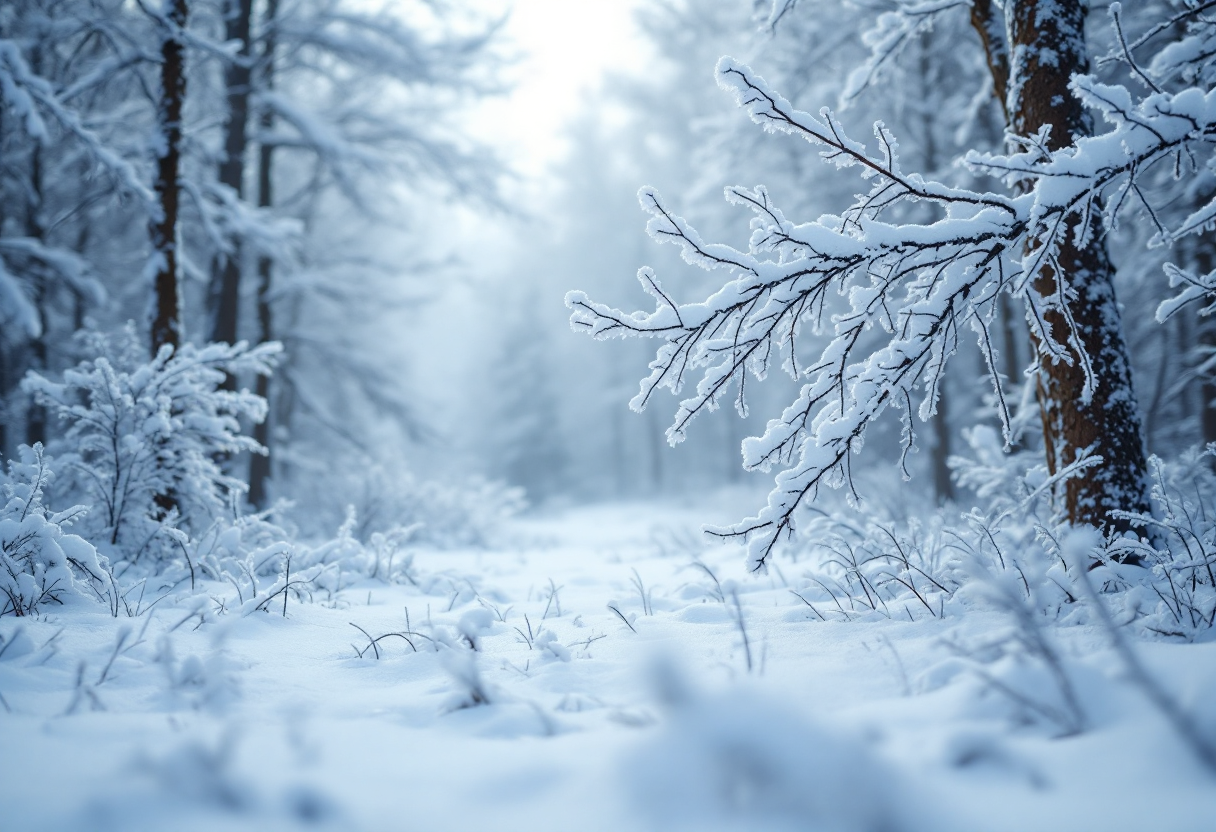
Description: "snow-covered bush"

(791, 512), (959, 622)
(952, 439), (1216, 641)
(949, 425), (1046, 513)
(1105, 450), (1216, 640)
(290, 460), (525, 548)
(188, 508), (295, 581)
(1, 443), (107, 616)
(170, 506), (429, 616)
(23, 327), (280, 562)
(290, 508), (419, 582)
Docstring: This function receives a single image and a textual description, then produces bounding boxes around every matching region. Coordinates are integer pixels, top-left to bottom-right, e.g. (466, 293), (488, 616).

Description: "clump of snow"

(0, 443), (106, 616)
(626, 658), (902, 832)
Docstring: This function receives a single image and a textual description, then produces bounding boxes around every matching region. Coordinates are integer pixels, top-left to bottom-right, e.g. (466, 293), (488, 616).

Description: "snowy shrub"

(1, 443), (107, 616)
(284, 508), (421, 597)
(1105, 450), (1216, 640)
(955, 445), (1216, 642)
(190, 506), (435, 616)
(949, 424), (1047, 513)
(291, 460), (525, 549)
(236, 556), (326, 618)
(939, 520), (1090, 736)
(188, 508), (295, 581)
(23, 327), (279, 562)
(791, 511), (959, 621)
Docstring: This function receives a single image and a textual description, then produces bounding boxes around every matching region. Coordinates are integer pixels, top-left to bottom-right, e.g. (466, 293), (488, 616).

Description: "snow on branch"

(0, 238), (106, 307)
(1158, 262), (1216, 322)
(568, 58), (1216, 572)
(842, 1), (970, 102)
(0, 39), (152, 208)
(0, 258), (41, 340)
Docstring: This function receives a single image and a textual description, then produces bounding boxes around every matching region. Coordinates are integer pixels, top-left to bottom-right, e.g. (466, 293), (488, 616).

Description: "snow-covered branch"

(569, 55), (1216, 571)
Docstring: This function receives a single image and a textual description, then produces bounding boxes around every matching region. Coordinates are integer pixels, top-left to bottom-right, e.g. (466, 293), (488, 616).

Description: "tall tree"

(973, 0), (1151, 526)
(247, 0), (277, 508)
(150, 0), (189, 355)
(208, 0), (254, 351)
(0, 1), (139, 455)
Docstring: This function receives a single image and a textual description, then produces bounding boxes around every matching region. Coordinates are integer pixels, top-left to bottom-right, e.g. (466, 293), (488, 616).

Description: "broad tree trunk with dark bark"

(150, 0), (188, 356)
(970, 0), (1151, 527)
(1007, 0), (1151, 526)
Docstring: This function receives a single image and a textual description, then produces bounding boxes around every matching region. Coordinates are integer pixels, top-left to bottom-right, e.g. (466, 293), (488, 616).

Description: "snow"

(2, 498), (1214, 832)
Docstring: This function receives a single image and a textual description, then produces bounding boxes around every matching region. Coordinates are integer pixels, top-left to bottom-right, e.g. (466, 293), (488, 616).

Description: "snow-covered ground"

(2, 499), (1215, 832)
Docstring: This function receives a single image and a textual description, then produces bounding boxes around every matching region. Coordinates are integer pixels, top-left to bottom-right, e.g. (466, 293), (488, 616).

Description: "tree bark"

(1202, 322), (1216, 448)
(1004, 0), (1151, 527)
(0, 341), (9, 458)
(150, 0), (188, 356)
(1177, 213), (1216, 449)
(969, 0), (1010, 122)
(248, 0), (277, 509)
(913, 30), (955, 505)
(209, 0), (254, 355)
(24, 144), (47, 446)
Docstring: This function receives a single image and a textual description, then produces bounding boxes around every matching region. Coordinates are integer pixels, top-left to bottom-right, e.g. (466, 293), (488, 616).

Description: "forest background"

(3, 0), (1213, 533)
(4, 2), (1216, 828)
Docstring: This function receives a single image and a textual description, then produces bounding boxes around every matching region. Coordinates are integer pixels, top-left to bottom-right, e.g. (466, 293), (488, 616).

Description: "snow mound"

(625, 661), (902, 832)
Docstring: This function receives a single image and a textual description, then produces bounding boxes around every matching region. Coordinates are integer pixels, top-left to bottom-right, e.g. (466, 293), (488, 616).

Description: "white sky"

(467, 0), (649, 179)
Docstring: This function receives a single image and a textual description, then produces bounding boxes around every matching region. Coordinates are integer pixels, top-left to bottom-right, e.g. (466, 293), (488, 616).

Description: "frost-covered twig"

(606, 604), (637, 634)
(570, 51), (1216, 571)
(349, 622), (416, 660)
(630, 569), (653, 617)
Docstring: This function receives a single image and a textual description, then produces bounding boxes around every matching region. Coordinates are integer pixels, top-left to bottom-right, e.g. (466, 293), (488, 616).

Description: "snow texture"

(1, 500), (1213, 832)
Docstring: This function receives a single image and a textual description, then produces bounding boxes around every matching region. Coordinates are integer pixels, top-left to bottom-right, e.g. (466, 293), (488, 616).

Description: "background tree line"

(470, 0), (1216, 527)
(1, 0), (502, 527)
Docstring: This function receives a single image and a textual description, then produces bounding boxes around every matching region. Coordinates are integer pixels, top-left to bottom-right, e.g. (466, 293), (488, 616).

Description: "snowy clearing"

(2, 498), (1214, 832)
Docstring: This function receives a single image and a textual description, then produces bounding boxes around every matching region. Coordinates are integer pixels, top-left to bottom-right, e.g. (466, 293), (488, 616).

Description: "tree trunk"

(1202, 323), (1216, 448)
(1005, 0), (1151, 527)
(150, 0), (188, 356)
(247, 0), (277, 509)
(24, 145), (47, 446)
(208, 0), (254, 357)
(1180, 220), (1216, 448)
(0, 342), (9, 458)
(970, 0), (1010, 122)
(913, 30), (954, 505)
